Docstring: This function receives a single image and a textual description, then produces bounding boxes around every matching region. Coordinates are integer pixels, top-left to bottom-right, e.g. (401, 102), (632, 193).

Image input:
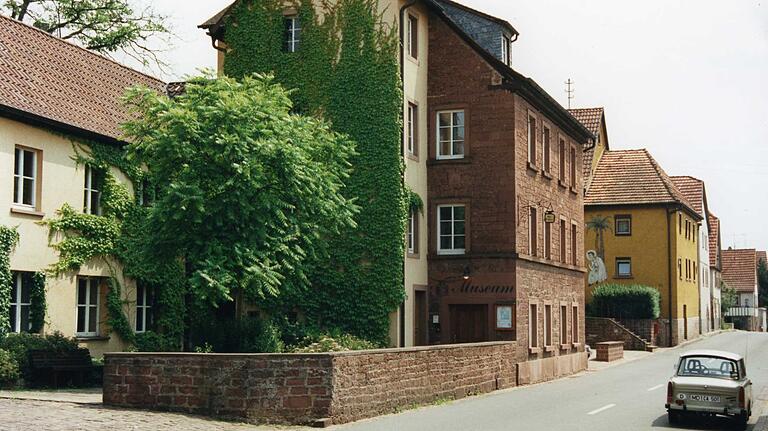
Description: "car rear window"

(677, 356), (739, 380)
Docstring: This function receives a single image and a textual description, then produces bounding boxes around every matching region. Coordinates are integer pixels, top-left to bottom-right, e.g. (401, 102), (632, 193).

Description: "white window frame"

(10, 272), (31, 333)
(616, 258), (632, 277)
(436, 110), (465, 160)
(407, 209), (416, 255)
(285, 16), (301, 52)
(501, 35), (510, 65)
(437, 204), (465, 255)
(76, 278), (100, 337)
(83, 165), (101, 215)
(407, 103), (416, 156)
(407, 13), (418, 59)
(13, 147), (37, 208)
(135, 284), (151, 333)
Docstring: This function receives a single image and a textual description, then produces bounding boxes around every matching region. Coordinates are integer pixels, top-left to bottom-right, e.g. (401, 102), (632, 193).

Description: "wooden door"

(449, 304), (488, 343)
(414, 291), (427, 346)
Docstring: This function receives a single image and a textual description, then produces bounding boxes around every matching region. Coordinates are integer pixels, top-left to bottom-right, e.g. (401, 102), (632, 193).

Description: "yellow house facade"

(0, 16), (166, 356)
(583, 149), (702, 346)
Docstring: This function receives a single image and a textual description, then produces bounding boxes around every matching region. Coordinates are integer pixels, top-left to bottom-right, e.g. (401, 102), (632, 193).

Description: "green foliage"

(133, 331), (180, 352)
(408, 188), (424, 213)
(123, 74), (358, 307)
(288, 332), (378, 353)
(0, 331), (79, 381)
(588, 283), (661, 319)
(586, 215), (611, 259)
(3, 0), (170, 68)
(758, 259), (768, 307)
(29, 272), (46, 333)
(223, 0), (406, 345)
(105, 279), (134, 344)
(721, 282), (738, 313)
(0, 348), (20, 386)
(0, 227), (20, 338)
(190, 316), (284, 353)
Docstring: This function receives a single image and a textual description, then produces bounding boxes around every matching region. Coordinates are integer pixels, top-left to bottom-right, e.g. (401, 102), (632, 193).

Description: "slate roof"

(568, 107), (605, 183)
(0, 15), (165, 142)
(721, 248), (758, 293)
(584, 149), (700, 218)
(708, 213), (721, 269)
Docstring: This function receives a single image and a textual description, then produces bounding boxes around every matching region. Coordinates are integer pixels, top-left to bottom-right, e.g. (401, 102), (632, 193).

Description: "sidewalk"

(0, 388), (102, 404)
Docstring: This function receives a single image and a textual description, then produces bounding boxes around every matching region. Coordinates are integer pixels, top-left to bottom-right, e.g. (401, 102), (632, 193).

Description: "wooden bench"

(28, 349), (94, 388)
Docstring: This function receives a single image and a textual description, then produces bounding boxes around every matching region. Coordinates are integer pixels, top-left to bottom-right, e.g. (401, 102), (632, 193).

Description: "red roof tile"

(568, 107), (605, 183)
(722, 248), (757, 292)
(0, 15), (165, 142)
(708, 213), (721, 268)
(584, 149), (700, 218)
(670, 176), (705, 218)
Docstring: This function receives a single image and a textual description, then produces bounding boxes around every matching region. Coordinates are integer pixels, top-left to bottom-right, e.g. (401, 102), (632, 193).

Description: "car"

(666, 349), (752, 429)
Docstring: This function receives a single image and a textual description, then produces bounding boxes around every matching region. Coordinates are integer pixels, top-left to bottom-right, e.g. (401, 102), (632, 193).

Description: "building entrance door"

(414, 290), (427, 346)
(449, 304), (488, 343)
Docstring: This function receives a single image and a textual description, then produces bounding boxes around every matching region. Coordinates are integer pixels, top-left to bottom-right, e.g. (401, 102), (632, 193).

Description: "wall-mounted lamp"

(462, 265), (471, 280)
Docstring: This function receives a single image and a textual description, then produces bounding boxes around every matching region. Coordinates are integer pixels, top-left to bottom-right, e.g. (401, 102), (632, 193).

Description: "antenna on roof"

(565, 79), (575, 109)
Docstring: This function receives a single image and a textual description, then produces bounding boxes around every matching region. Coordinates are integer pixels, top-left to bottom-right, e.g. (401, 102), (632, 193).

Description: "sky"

(135, 0), (768, 252)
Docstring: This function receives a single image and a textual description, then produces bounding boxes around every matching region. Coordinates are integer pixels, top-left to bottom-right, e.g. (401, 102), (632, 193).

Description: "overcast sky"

(141, 0), (768, 252)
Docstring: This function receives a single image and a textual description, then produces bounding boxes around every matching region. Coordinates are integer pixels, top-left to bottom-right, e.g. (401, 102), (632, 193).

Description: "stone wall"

(585, 317), (648, 351)
(104, 342), (523, 426)
(618, 318), (659, 346)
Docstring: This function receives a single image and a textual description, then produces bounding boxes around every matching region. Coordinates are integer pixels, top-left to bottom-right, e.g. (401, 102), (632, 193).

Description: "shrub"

(589, 284), (661, 319)
(0, 348), (20, 386)
(289, 333), (378, 353)
(190, 316), (284, 353)
(133, 331), (180, 352)
(0, 332), (79, 380)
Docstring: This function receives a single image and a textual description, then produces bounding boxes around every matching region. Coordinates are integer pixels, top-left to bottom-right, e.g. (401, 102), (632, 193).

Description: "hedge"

(589, 284), (661, 319)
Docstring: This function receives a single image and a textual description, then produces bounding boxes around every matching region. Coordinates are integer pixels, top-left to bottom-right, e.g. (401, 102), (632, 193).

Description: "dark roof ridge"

(432, 0), (518, 35)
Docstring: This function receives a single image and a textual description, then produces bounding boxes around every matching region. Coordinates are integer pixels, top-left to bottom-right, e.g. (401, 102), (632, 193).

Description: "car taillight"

(667, 382), (674, 404)
(739, 387), (745, 409)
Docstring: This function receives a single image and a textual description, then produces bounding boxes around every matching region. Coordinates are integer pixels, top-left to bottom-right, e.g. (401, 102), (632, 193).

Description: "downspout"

(667, 207), (674, 346)
(398, 0), (417, 348)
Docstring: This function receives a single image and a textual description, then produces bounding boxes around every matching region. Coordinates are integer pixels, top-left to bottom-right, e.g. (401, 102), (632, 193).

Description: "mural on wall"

(586, 250), (607, 285)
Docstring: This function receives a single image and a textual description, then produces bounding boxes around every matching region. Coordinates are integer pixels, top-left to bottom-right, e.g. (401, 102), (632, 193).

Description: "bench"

(28, 349), (94, 388)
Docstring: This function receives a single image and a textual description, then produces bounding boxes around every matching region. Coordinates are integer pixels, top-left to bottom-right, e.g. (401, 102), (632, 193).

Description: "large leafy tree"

(122, 74), (358, 309)
(3, 0), (169, 67)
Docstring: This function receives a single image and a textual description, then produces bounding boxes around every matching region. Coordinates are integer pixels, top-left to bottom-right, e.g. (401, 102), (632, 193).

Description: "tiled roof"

(670, 176), (705, 218)
(0, 15), (165, 142)
(568, 107), (605, 184)
(722, 248), (758, 292)
(708, 213), (721, 268)
(584, 149), (700, 218)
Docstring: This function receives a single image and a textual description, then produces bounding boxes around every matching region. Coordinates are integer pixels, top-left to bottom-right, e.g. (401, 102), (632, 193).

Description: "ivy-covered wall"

(0, 226), (19, 338)
(222, 0), (406, 344)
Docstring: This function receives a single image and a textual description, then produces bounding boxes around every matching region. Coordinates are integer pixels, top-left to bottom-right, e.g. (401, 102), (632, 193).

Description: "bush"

(0, 349), (20, 386)
(190, 316), (284, 353)
(588, 284), (661, 319)
(0, 332), (79, 381)
(133, 331), (181, 352)
(288, 333), (378, 353)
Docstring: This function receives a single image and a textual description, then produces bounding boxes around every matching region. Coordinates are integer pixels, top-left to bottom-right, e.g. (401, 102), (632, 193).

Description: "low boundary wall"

(105, 341), (540, 425)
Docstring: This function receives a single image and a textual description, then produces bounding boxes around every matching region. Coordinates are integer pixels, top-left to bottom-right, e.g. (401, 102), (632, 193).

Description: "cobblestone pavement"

(0, 399), (303, 431)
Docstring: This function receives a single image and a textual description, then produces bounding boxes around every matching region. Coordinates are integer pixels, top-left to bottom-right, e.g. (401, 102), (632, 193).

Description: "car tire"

(668, 410), (680, 425)
(735, 412), (748, 430)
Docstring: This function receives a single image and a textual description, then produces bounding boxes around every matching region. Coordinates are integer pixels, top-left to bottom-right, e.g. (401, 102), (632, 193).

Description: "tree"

(3, 0), (170, 68)
(586, 215), (612, 259)
(758, 259), (768, 307)
(122, 74), (358, 309)
(721, 281), (737, 314)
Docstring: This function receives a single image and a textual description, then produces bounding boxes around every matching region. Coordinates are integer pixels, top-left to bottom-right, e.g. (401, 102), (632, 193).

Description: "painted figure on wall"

(587, 250), (607, 285)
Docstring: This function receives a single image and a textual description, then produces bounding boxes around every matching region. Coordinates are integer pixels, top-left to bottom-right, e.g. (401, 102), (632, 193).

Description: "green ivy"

(223, 0), (406, 344)
(0, 226), (20, 338)
(29, 272), (46, 333)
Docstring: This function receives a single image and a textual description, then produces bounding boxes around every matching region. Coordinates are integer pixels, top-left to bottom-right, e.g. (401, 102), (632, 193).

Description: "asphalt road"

(333, 331), (768, 431)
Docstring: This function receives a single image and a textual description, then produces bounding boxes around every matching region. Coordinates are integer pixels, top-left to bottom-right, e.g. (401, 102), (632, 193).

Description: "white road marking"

(587, 404), (616, 415)
(647, 384), (665, 392)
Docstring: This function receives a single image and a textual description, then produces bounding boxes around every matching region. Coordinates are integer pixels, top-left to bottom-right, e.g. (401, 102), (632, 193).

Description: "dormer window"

(284, 16), (301, 52)
(501, 35), (511, 66)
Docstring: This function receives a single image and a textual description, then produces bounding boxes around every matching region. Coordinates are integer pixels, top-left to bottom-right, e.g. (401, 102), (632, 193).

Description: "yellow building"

(584, 149), (702, 346)
(0, 16), (165, 355)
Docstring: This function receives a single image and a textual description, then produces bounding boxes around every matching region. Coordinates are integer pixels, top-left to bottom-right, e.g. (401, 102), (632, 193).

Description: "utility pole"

(565, 78), (575, 109)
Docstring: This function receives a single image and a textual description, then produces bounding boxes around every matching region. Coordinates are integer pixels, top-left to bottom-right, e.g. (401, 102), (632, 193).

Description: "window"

(616, 257), (632, 278)
(13, 147), (38, 208)
(678, 258), (683, 280)
(544, 304), (552, 347)
(693, 262), (697, 281)
(76, 277), (100, 336)
(558, 138), (566, 181)
(615, 215), (632, 236)
(542, 127), (551, 173)
(135, 283), (153, 333)
(570, 223), (577, 266)
(407, 208), (419, 255)
(679, 213), (682, 234)
(529, 303), (539, 348)
(407, 103), (418, 156)
(9, 272), (32, 333)
(501, 35), (511, 65)
(560, 305), (568, 344)
(572, 305), (579, 343)
(437, 205), (465, 255)
(283, 16), (301, 52)
(570, 146), (577, 187)
(527, 115), (537, 165)
(528, 207), (538, 256)
(544, 216), (552, 260)
(138, 179), (155, 207)
(437, 110), (465, 159)
(83, 165), (103, 215)
(407, 14), (418, 59)
(559, 219), (567, 263)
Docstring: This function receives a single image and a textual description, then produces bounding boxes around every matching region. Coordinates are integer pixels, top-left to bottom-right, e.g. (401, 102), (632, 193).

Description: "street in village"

(1, 331), (767, 431)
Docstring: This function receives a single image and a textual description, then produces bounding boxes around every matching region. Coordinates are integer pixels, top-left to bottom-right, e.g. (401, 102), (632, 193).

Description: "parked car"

(666, 350), (752, 429)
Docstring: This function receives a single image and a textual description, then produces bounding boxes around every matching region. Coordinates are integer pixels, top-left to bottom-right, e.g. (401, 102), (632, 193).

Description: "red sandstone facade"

(425, 10), (591, 363)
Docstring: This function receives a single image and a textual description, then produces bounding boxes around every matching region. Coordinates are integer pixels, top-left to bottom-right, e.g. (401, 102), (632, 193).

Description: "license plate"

(688, 394), (720, 403)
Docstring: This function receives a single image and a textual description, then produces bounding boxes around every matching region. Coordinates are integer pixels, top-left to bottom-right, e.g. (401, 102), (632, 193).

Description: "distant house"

(722, 248), (760, 330)
(0, 16), (165, 355)
(584, 149), (702, 346)
(568, 107), (609, 191)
